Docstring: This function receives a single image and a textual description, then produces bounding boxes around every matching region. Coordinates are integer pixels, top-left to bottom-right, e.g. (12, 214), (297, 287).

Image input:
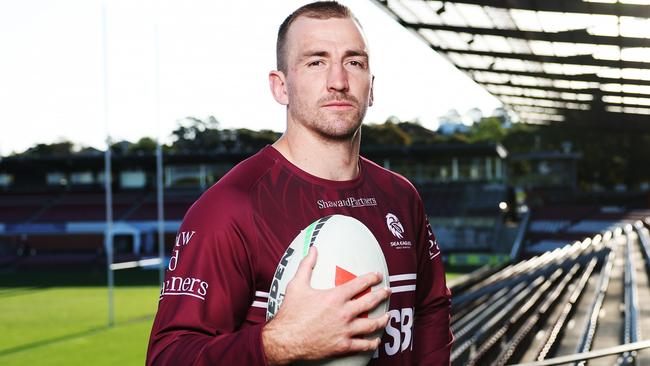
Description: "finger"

(347, 287), (391, 317)
(337, 272), (383, 299)
(344, 337), (382, 354)
(292, 246), (317, 286)
(348, 312), (390, 337)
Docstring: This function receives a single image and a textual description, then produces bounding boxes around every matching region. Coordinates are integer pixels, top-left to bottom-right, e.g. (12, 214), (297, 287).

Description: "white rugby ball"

(266, 214), (390, 366)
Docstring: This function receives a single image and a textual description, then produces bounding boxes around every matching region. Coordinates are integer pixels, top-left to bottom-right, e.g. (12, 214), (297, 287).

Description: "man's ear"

(269, 70), (289, 106)
(369, 74), (375, 107)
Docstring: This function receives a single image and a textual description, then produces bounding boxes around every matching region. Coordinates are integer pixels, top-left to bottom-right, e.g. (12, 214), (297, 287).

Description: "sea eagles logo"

(386, 213), (405, 239)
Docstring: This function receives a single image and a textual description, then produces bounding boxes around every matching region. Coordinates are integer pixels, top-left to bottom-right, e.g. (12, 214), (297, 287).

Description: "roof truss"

(372, 0), (650, 129)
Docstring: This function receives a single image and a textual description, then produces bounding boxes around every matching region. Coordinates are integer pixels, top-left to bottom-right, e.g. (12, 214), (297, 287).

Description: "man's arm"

(413, 199), (454, 365)
(146, 198), (267, 365)
(262, 247), (390, 365)
(147, 196), (390, 365)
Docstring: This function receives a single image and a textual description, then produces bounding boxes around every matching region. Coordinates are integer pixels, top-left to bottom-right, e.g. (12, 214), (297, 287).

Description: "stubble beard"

(289, 92), (368, 142)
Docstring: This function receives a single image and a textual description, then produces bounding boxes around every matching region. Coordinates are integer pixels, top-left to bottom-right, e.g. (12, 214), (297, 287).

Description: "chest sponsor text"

(317, 196), (377, 209)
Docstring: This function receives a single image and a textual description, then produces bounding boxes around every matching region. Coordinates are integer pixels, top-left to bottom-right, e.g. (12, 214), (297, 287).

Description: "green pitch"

(0, 268), (160, 366)
(0, 267), (464, 365)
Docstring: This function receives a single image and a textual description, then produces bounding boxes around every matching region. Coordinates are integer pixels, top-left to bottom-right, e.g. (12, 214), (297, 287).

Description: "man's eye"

(308, 60), (323, 67)
(348, 60), (365, 68)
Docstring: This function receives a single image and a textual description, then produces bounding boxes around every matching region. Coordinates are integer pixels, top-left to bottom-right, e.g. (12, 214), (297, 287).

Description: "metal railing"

(513, 340), (650, 366)
(449, 217), (650, 365)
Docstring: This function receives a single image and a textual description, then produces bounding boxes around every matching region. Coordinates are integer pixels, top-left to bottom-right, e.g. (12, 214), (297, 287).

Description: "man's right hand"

(261, 246), (391, 365)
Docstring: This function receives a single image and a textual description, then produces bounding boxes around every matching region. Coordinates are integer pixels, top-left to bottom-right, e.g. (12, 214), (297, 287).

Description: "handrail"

(634, 221), (650, 280)
(449, 218), (647, 365)
(622, 225), (640, 365)
(491, 264), (581, 366)
(467, 268), (566, 366)
(453, 249), (604, 308)
(511, 339), (650, 366)
(452, 281), (532, 362)
(452, 287), (510, 333)
(510, 209), (531, 260)
(574, 248), (615, 358)
(535, 257), (599, 361)
(486, 234), (605, 292)
(453, 282), (526, 340)
(449, 264), (503, 295)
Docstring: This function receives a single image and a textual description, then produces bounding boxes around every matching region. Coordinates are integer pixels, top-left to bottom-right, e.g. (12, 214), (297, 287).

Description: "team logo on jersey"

(386, 213), (405, 239)
(386, 213), (412, 250)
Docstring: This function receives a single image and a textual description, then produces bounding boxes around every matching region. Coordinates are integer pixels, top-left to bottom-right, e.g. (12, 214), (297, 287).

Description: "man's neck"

(273, 124), (361, 181)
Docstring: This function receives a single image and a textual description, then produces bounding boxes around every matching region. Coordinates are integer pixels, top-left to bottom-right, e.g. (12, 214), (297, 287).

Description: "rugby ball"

(266, 214), (390, 365)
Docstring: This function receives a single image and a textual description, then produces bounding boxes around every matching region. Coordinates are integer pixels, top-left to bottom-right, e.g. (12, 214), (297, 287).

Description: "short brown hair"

(276, 1), (360, 73)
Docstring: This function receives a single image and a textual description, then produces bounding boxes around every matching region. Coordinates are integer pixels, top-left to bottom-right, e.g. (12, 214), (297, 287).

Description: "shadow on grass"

(0, 286), (49, 298)
(0, 267), (160, 288)
(0, 315), (153, 357)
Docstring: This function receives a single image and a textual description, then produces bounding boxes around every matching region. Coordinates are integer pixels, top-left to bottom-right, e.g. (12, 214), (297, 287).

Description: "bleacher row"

(524, 205), (650, 255)
(0, 191), (199, 265)
(0, 191), (198, 223)
(418, 183), (507, 217)
(449, 218), (650, 365)
(1, 183), (506, 223)
(0, 184), (509, 259)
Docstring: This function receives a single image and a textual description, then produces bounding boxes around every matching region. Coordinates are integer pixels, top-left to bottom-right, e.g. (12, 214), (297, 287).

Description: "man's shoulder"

(185, 147), (277, 220)
(213, 146), (277, 192)
(361, 155), (420, 196)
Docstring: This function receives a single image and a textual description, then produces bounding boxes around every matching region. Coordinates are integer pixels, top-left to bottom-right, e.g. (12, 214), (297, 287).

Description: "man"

(146, 2), (452, 365)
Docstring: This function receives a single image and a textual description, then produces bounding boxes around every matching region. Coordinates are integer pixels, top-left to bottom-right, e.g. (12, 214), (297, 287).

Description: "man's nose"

(327, 62), (349, 92)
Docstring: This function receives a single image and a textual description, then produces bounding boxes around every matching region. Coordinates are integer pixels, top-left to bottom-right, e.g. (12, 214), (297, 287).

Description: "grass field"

(0, 268), (160, 366)
(0, 267), (465, 365)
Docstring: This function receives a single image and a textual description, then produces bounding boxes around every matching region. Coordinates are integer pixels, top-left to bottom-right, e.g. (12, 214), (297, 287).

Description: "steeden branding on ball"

(267, 214), (390, 366)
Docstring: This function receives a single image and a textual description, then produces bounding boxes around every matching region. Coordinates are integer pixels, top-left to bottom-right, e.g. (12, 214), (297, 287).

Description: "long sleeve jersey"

(146, 145), (453, 365)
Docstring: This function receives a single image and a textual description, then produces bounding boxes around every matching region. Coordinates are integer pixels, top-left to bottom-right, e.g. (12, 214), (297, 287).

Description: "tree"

(361, 121), (411, 146)
(170, 116), (222, 153)
(229, 128), (279, 151)
(397, 121), (438, 145)
(468, 117), (507, 143)
(129, 137), (158, 154)
(17, 141), (75, 157)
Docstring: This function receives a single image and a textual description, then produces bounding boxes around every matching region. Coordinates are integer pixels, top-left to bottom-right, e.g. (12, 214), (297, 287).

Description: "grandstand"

(449, 219), (650, 365)
(523, 205), (650, 255)
(0, 189), (194, 267)
(0, 143), (511, 267)
(373, 142), (515, 257)
(368, 1), (650, 361)
(6, 140), (646, 270)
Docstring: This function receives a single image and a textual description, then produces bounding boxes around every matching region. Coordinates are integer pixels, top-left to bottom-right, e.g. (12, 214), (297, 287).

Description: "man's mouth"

(322, 101), (354, 110)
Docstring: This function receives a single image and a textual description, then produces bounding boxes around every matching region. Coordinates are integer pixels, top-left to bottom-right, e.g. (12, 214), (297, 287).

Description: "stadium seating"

(0, 192), (56, 222)
(450, 219), (650, 365)
(0, 189), (198, 266)
(524, 206), (650, 255)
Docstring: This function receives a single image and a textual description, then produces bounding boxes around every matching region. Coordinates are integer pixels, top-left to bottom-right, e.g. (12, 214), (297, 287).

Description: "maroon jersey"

(147, 146), (452, 365)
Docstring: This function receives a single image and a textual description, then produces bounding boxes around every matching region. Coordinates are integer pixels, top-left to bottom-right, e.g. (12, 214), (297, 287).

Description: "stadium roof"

(371, 0), (650, 130)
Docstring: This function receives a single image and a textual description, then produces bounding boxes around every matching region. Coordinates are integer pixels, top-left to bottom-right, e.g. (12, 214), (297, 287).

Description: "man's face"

(281, 16), (373, 141)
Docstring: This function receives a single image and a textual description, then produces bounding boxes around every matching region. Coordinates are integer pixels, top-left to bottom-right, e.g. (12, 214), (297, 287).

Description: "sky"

(0, 0), (501, 156)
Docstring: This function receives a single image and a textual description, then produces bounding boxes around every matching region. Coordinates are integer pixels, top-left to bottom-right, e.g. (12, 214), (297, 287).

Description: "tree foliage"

(362, 121), (412, 146)
(467, 117), (506, 143)
(168, 116), (279, 153)
(10, 112), (650, 190)
(170, 116), (222, 153)
(19, 141), (75, 157)
(129, 137), (158, 154)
